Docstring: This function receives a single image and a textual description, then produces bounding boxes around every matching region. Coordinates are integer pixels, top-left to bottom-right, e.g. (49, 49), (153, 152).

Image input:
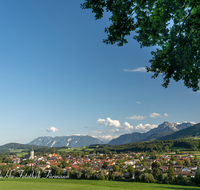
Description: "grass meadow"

(58, 147), (94, 152)
(1, 178), (200, 190)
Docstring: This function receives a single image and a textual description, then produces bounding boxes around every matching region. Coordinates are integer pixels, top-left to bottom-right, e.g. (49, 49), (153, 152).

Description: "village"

(0, 148), (199, 181)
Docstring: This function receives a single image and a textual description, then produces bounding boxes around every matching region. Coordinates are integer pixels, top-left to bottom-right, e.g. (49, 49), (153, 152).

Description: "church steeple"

(30, 146), (34, 160)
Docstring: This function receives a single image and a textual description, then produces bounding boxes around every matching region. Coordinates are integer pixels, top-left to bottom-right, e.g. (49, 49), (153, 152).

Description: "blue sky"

(0, 0), (199, 145)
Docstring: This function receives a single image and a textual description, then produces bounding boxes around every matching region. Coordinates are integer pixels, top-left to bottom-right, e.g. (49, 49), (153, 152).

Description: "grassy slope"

(0, 179), (199, 190)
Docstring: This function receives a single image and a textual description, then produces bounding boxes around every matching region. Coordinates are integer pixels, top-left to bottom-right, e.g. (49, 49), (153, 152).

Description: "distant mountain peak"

(28, 135), (103, 148)
(108, 121), (196, 145)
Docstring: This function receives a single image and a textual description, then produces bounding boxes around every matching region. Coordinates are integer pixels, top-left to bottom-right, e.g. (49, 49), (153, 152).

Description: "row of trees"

(135, 166), (200, 186)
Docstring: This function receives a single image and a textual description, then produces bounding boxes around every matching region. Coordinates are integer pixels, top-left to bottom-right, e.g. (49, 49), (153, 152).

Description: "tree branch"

(179, 0), (196, 36)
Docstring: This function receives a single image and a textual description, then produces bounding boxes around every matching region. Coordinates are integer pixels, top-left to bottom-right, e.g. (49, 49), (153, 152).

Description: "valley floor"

(1, 178), (200, 190)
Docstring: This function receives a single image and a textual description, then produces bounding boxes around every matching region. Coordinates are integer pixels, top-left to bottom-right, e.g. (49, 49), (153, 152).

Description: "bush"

(139, 173), (155, 183)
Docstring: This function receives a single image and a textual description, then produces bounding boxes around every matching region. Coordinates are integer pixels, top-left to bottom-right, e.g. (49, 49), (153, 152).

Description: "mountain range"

(27, 121), (198, 148)
(27, 135), (103, 148)
(158, 122), (200, 140)
(108, 121), (196, 145)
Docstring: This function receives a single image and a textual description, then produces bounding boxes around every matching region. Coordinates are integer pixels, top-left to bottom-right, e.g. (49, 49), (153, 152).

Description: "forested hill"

(90, 139), (200, 153)
(159, 123), (200, 140)
(141, 131), (174, 142)
(0, 143), (45, 149)
(0, 143), (45, 153)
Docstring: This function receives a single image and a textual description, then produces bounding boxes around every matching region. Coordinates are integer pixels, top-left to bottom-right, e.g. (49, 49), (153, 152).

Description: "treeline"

(0, 142), (69, 157)
(89, 139), (200, 153)
(0, 143), (44, 150)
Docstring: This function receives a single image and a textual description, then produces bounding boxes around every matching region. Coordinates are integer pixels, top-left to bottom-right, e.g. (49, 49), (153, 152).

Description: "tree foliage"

(81, 0), (200, 91)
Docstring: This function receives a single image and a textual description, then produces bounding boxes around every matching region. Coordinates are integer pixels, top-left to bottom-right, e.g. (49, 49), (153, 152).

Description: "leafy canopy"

(81, 0), (200, 91)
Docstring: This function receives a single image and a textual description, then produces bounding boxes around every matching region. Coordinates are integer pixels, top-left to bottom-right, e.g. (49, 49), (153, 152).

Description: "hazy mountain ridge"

(107, 132), (148, 145)
(141, 131), (175, 142)
(27, 135), (103, 148)
(108, 121), (196, 145)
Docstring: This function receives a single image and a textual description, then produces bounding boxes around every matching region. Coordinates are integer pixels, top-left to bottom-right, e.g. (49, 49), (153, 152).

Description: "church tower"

(30, 147), (34, 159)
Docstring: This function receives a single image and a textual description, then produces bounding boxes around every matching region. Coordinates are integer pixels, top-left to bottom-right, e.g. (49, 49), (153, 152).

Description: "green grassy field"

(16, 152), (29, 157)
(7, 148), (29, 157)
(58, 147), (94, 152)
(0, 179), (199, 190)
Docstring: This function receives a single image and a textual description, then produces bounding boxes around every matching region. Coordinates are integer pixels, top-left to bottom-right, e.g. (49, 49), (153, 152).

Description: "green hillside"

(90, 138), (200, 153)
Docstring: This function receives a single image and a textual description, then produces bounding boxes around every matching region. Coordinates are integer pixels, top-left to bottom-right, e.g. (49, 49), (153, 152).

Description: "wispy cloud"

(136, 101), (141, 104)
(164, 113), (169, 117)
(92, 130), (104, 134)
(149, 112), (169, 118)
(46, 126), (59, 133)
(126, 115), (146, 120)
(124, 67), (147, 73)
(149, 112), (162, 118)
(191, 91), (200, 93)
(109, 129), (120, 133)
(96, 117), (122, 128)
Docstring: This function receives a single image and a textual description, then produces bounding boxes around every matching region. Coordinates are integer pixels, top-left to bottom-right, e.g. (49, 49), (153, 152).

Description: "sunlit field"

(1, 179), (199, 190)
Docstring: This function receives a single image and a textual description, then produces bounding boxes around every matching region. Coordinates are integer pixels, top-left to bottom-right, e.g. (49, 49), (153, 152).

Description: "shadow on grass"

(154, 185), (198, 190)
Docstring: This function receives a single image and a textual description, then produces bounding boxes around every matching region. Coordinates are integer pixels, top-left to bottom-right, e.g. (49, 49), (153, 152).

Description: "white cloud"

(109, 129), (120, 133)
(99, 135), (119, 141)
(192, 91), (200, 93)
(136, 101), (141, 104)
(183, 121), (196, 125)
(41, 128), (44, 130)
(96, 117), (122, 128)
(149, 112), (162, 118)
(123, 122), (158, 132)
(42, 133), (45, 135)
(164, 113), (169, 117)
(126, 115), (146, 120)
(124, 122), (134, 131)
(46, 126), (59, 133)
(134, 123), (158, 132)
(124, 67), (147, 72)
(74, 134), (81, 136)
